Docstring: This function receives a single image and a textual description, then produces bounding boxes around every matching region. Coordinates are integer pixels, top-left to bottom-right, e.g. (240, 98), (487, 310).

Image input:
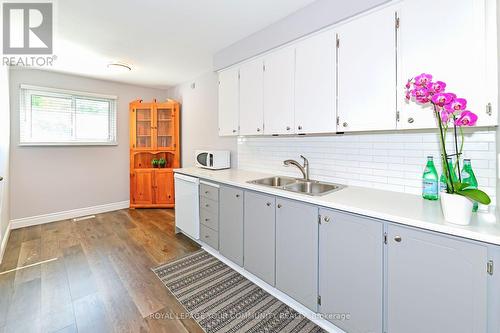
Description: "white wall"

(167, 71), (238, 167)
(238, 129), (497, 207)
(0, 66), (10, 259)
(213, 0), (388, 70)
(9, 68), (167, 221)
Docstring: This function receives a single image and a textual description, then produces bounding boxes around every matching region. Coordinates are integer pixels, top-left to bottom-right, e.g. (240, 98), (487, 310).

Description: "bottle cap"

(427, 155), (433, 159)
(464, 159), (471, 162)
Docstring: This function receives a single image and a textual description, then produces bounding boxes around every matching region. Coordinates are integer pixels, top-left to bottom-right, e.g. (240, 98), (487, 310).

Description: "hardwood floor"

(0, 209), (204, 333)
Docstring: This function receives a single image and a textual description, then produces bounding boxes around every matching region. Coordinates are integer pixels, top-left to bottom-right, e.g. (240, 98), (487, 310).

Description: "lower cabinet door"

(387, 225), (488, 333)
(132, 170), (153, 205)
(244, 191), (276, 286)
(319, 209), (383, 333)
(154, 169), (174, 205)
(219, 185), (244, 266)
(276, 198), (318, 311)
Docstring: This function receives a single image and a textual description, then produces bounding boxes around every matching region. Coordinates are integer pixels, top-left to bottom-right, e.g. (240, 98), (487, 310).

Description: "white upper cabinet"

(218, 68), (239, 136)
(399, 0), (497, 129)
(294, 31), (336, 134)
(239, 58), (264, 135)
(337, 6), (397, 132)
(263, 46), (295, 135)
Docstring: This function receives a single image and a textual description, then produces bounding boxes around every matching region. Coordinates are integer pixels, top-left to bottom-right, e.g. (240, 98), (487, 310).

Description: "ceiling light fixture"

(107, 62), (132, 72)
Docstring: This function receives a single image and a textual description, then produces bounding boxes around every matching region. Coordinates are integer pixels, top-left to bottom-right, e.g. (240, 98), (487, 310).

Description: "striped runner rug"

(152, 249), (327, 333)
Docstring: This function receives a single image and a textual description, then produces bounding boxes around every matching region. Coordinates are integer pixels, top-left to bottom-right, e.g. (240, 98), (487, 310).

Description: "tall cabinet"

(129, 99), (180, 208)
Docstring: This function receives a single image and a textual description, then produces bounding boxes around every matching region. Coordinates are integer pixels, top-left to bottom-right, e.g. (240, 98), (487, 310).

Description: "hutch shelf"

(129, 99), (180, 208)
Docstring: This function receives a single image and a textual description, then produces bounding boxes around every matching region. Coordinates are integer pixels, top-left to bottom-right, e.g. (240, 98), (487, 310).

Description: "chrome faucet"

(283, 155), (310, 181)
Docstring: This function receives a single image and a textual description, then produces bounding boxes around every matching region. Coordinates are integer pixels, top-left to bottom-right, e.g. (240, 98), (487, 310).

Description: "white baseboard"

(201, 245), (344, 333)
(0, 223), (11, 265)
(9, 200), (130, 229)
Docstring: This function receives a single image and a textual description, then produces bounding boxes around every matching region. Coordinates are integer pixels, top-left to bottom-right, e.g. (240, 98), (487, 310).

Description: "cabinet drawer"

(200, 183), (219, 201)
(200, 196), (218, 215)
(200, 225), (219, 250)
(200, 208), (219, 231)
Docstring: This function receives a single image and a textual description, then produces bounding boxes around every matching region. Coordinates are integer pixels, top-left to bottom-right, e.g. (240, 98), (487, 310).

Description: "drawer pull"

(205, 235), (210, 239)
(277, 204), (282, 208)
(323, 216), (331, 223)
(205, 218), (210, 222)
(205, 204), (209, 208)
(236, 194), (240, 198)
(394, 236), (402, 242)
(205, 191), (209, 194)
(266, 202), (271, 207)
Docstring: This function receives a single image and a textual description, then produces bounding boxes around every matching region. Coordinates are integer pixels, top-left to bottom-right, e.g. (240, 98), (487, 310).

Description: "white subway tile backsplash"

(237, 129), (497, 202)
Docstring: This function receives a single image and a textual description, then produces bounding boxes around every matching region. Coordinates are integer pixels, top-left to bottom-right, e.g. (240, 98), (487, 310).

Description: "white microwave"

(195, 150), (230, 170)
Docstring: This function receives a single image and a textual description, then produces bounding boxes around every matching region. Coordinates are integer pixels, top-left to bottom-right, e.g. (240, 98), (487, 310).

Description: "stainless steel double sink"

(247, 176), (345, 196)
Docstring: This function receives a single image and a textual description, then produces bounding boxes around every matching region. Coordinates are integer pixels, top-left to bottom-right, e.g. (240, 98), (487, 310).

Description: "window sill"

(18, 142), (118, 147)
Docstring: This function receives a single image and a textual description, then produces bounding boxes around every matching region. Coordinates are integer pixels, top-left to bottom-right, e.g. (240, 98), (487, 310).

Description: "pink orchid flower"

(426, 81), (446, 94)
(445, 98), (467, 112)
(431, 93), (453, 107)
(414, 73), (433, 87)
(455, 111), (478, 127)
(440, 110), (451, 123)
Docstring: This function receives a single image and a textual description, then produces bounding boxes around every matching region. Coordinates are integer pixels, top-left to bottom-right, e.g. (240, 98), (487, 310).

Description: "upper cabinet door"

(263, 47), (295, 135)
(131, 102), (154, 150)
(218, 68), (239, 136)
(337, 6), (397, 132)
(239, 58), (264, 135)
(399, 0), (496, 128)
(154, 104), (176, 150)
(294, 31), (336, 134)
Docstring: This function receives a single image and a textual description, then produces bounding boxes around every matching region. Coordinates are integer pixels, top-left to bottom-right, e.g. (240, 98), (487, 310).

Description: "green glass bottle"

(461, 159), (479, 212)
(439, 157), (458, 193)
(422, 156), (439, 200)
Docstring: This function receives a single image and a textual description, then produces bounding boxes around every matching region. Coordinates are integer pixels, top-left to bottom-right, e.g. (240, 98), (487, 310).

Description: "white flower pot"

(440, 192), (474, 225)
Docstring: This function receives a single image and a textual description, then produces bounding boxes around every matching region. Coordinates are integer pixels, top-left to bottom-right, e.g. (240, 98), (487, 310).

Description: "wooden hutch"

(129, 99), (180, 208)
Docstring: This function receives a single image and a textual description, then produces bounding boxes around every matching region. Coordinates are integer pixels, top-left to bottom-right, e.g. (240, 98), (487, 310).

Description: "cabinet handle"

(486, 102), (492, 116)
(407, 117), (414, 124)
(205, 204), (209, 207)
(232, 129), (237, 133)
(286, 126), (291, 131)
(343, 122), (348, 127)
(266, 202), (271, 207)
(277, 204), (282, 208)
(205, 190), (209, 194)
(323, 216), (330, 223)
(394, 236), (402, 242)
(205, 218), (209, 221)
(257, 128), (261, 132)
(205, 235), (210, 239)
(236, 194), (240, 198)
(298, 125), (302, 130)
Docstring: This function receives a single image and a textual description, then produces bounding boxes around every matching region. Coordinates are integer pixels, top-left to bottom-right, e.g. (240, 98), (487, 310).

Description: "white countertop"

(175, 167), (500, 246)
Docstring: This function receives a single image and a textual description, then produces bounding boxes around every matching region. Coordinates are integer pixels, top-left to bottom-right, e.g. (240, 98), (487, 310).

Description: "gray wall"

(0, 66), (10, 250)
(9, 69), (167, 220)
(167, 71), (238, 167)
(213, 0), (388, 70)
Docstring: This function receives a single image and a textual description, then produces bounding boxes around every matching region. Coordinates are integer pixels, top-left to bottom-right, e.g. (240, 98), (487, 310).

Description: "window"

(19, 85), (117, 145)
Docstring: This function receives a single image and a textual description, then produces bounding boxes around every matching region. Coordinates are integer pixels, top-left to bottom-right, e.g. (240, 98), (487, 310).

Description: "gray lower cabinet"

(219, 185), (244, 266)
(387, 224), (488, 333)
(244, 191), (276, 286)
(275, 197), (318, 311)
(319, 209), (383, 333)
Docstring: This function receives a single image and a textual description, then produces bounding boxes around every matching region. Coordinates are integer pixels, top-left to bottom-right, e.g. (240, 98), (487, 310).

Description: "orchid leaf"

(453, 182), (471, 191)
(456, 188), (491, 205)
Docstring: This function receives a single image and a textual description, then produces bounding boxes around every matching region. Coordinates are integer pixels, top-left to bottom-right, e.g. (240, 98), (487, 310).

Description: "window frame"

(19, 84), (118, 146)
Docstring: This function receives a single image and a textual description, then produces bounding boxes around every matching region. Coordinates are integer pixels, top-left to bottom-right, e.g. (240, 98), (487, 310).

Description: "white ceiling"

(48, 0), (317, 89)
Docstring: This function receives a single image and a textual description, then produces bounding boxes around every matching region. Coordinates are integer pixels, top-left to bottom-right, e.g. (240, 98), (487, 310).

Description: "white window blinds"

(19, 85), (117, 145)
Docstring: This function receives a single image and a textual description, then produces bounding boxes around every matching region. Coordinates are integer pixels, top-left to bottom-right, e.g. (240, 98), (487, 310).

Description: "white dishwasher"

(174, 173), (200, 240)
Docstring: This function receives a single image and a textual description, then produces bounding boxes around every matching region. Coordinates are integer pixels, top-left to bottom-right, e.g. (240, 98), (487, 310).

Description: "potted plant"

(151, 158), (159, 168)
(158, 158), (166, 168)
(405, 73), (491, 225)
